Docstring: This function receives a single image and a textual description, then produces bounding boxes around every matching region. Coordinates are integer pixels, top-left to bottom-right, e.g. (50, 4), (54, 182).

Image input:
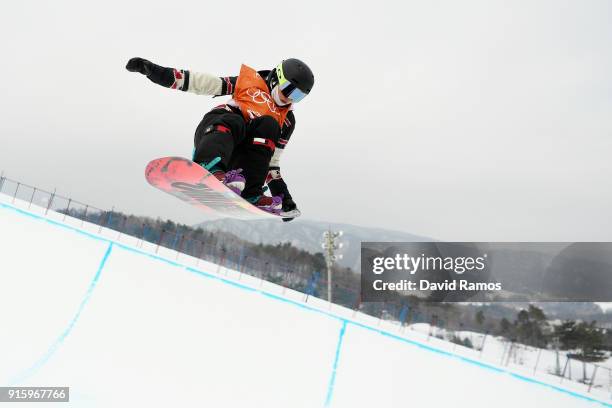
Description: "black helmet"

(267, 58), (314, 103)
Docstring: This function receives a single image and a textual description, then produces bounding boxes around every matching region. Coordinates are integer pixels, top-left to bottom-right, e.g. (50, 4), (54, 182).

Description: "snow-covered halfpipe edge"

(0, 195), (610, 408)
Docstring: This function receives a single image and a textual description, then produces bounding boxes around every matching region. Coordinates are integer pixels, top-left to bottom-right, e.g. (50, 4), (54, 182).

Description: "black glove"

(126, 57), (153, 76)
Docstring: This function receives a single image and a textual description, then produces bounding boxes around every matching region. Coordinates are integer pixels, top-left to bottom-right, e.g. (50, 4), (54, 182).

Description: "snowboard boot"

(246, 195), (283, 214)
(210, 169), (246, 195)
(199, 158), (245, 195)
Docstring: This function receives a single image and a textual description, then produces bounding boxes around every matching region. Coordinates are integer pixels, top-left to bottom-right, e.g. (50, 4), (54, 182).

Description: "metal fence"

(0, 173), (610, 401)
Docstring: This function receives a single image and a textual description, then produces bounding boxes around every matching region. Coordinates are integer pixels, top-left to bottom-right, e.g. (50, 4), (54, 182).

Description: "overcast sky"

(0, 0), (610, 240)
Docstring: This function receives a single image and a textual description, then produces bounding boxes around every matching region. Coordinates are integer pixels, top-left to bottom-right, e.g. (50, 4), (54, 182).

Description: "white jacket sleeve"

(187, 71), (223, 95)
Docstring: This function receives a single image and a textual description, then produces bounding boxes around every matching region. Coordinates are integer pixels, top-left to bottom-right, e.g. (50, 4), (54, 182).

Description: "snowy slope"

(0, 193), (610, 408)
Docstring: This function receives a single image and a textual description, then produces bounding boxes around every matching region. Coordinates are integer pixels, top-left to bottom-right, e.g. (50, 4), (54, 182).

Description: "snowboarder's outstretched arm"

(126, 57), (234, 96)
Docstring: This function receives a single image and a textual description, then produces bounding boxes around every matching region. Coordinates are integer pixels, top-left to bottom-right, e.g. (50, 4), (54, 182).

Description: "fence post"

(28, 187), (37, 209)
(98, 206), (114, 234)
(195, 241), (205, 267)
(398, 303), (410, 333)
(479, 331), (489, 358)
(106, 207), (115, 231)
(500, 341), (508, 365)
(216, 249), (226, 274)
(171, 230), (180, 251)
(505, 340), (516, 366)
(155, 230), (165, 254)
(453, 322), (464, 351)
(427, 314), (438, 342)
(81, 205), (89, 227)
(238, 255), (248, 281)
(176, 234), (185, 260)
(351, 293), (362, 319)
(377, 305), (386, 327)
(12, 182), (20, 203)
(260, 261), (269, 284)
(533, 348), (542, 374)
(139, 222), (147, 247)
(117, 215), (127, 241)
(63, 198), (72, 221)
(588, 365), (599, 393)
(45, 188), (56, 215)
(237, 247), (245, 276)
(281, 268), (289, 295)
(554, 346), (562, 376)
(560, 356), (570, 383)
(0, 171), (5, 193)
(505, 342), (512, 366)
(92, 210), (101, 230)
(608, 367), (611, 400)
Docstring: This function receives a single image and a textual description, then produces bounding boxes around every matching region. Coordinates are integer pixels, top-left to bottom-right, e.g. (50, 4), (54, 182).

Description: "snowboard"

(145, 156), (282, 219)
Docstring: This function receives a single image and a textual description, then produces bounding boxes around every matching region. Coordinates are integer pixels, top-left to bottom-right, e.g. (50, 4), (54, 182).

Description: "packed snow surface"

(0, 194), (610, 408)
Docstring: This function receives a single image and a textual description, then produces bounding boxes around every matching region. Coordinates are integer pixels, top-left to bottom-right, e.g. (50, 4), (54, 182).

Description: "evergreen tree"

(475, 310), (485, 327)
(499, 317), (511, 335)
(556, 321), (606, 362)
(514, 306), (548, 348)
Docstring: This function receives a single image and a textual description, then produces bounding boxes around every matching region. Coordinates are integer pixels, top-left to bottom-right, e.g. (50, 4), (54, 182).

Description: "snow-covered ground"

(1, 193), (610, 408)
(407, 323), (612, 392)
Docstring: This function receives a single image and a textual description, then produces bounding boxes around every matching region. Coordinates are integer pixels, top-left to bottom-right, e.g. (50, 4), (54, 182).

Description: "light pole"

(322, 228), (343, 303)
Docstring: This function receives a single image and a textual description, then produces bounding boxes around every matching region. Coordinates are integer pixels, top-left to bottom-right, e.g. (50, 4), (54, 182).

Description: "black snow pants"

(193, 108), (281, 199)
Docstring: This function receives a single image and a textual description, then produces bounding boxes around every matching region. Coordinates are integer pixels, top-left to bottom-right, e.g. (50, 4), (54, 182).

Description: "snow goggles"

(276, 64), (308, 103)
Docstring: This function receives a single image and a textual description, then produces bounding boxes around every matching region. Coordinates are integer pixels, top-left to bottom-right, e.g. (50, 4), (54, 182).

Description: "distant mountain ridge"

(195, 218), (432, 271)
(193, 219), (612, 321)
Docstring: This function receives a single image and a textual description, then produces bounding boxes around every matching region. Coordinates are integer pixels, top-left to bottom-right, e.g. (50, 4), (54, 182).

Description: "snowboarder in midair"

(126, 57), (314, 220)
